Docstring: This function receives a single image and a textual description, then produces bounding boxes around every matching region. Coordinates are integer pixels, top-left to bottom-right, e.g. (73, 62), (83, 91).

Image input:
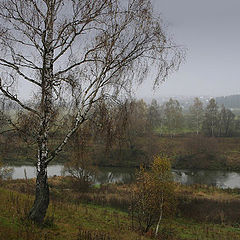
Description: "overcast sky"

(136, 0), (240, 98)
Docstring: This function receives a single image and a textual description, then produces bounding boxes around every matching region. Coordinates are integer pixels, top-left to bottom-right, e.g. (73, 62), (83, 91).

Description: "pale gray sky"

(136, 0), (240, 98)
(15, 0), (240, 100)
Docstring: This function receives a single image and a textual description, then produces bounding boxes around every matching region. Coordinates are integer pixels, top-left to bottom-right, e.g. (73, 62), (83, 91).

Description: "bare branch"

(0, 58), (41, 87)
(0, 78), (40, 116)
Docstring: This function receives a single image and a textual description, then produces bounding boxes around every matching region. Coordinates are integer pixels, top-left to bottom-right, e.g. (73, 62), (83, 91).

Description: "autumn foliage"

(131, 156), (176, 235)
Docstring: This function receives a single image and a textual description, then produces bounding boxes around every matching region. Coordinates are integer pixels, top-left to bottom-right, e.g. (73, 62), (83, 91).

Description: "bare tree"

(0, 0), (183, 224)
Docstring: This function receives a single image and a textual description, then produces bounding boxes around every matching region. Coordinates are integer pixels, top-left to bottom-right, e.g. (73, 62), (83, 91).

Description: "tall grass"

(1, 179), (240, 240)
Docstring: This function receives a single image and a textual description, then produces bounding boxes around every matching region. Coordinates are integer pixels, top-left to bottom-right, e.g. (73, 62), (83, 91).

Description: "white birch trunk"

(29, 1), (54, 224)
(155, 195), (164, 237)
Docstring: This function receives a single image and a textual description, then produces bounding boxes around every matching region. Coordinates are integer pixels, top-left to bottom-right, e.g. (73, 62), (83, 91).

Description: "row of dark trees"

(97, 97), (236, 138)
(201, 98), (235, 137)
(63, 97), (238, 175)
(0, 96), (237, 144)
(146, 97), (237, 137)
(216, 94), (240, 109)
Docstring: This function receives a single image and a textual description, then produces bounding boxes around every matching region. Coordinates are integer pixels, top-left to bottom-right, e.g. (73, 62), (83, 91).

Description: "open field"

(1, 178), (240, 240)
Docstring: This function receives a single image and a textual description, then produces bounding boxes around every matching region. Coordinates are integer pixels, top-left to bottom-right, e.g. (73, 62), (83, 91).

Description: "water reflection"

(94, 167), (136, 184)
(7, 165), (240, 189)
(172, 169), (240, 189)
(11, 165), (64, 179)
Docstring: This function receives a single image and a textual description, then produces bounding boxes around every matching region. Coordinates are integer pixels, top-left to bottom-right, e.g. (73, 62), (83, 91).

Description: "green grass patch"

(0, 184), (240, 239)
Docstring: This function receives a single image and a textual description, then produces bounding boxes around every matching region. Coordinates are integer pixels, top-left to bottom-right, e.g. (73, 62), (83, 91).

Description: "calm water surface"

(6, 165), (240, 189)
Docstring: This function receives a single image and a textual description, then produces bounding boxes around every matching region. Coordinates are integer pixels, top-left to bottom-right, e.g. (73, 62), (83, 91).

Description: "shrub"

(130, 156), (176, 236)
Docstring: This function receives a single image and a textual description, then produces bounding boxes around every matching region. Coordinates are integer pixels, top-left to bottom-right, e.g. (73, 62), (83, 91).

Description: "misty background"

(136, 0), (240, 99)
(16, 0), (240, 101)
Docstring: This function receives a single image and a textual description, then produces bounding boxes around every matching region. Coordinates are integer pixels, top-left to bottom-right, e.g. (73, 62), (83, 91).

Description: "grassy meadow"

(1, 177), (240, 240)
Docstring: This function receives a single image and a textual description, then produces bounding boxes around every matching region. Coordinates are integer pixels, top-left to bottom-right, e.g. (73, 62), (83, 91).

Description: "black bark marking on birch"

(29, 168), (49, 224)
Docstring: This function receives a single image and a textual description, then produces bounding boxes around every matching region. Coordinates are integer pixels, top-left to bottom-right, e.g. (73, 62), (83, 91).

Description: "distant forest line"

(1, 95), (240, 171)
(216, 94), (240, 109)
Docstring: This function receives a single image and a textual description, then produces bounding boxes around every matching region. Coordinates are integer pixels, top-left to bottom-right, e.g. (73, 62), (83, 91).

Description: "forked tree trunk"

(29, 162), (49, 224)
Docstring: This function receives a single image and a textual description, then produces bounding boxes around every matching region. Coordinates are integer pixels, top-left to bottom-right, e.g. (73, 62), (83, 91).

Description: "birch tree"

(203, 98), (218, 137)
(146, 99), (161, 131)
(189, 97), (204, 135)
(0, 0), (183, 224)
(218, 105), (235, 137)
(131, 156), (176, 235)
(164, 98), (183, 137)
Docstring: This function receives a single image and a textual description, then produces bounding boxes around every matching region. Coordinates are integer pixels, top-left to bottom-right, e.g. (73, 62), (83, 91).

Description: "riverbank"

(1, 178), (240, 240)
(5, 164), (240, 188)
(2, 135), (240, 171)
(2, 177), (240, 223)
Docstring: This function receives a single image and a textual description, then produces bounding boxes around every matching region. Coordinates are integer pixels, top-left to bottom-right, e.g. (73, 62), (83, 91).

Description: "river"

(3, 164), (240, 189)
